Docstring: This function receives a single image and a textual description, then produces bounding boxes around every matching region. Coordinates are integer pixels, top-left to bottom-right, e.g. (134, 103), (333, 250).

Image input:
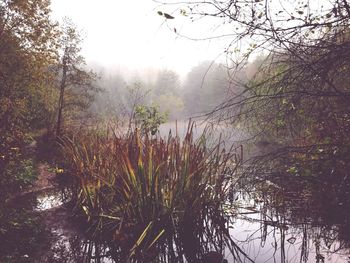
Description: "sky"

(50, 0), (228, 76)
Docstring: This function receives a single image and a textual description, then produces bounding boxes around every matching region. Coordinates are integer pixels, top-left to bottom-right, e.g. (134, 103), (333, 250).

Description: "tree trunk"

(56, 52), (68, 137)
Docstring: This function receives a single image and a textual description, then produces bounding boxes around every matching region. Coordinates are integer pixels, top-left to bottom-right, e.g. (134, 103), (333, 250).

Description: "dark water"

(5, 123), (350, 262)
(23, 179), (350, 263)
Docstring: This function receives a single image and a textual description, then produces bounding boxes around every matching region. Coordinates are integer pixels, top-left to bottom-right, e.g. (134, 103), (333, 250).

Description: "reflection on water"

(4, 126), (348, 262)
(37, 180), (350, 262)
(35, 189), (65, 211)
(42, 235), (114, 263)
(230, 198), (350, 262)
(227, 178), (350, 263)
(159, 121), (247, 145)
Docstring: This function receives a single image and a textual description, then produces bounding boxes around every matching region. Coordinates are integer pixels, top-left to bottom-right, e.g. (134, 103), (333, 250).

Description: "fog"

(50, 0), (229, 77)
(3, 0), (350, 262)
(49, 0), (250, 122)
(89, 61), (238, 121)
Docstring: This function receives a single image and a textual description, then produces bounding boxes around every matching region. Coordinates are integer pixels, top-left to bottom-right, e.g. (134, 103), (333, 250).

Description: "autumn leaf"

(164, 13), (175, 19)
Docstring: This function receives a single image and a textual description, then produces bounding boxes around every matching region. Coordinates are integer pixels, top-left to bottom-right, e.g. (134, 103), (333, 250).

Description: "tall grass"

(61, 123), (243, 261)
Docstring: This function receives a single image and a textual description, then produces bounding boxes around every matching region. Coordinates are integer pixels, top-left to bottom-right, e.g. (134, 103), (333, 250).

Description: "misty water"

(18, 123), (349, 262)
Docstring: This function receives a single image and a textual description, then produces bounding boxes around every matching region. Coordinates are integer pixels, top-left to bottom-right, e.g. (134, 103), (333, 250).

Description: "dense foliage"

(0, 0), (58, 171)
(0, 1), (98, 261)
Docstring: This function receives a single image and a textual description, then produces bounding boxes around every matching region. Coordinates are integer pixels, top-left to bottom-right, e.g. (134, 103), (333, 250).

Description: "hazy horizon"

(50, 0), (229, 76)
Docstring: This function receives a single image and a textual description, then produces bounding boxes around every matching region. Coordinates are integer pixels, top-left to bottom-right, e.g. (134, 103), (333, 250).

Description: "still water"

(32, 178), (350, 262)
(8, 122), (350, 262)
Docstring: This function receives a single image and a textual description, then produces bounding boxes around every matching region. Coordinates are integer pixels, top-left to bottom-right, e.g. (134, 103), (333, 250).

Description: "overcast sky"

(50, 0), (228, 76)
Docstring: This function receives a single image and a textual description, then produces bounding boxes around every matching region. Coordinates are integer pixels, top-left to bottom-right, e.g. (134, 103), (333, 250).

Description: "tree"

(124, 82), (151, 132)
(159, 0), (350, 180)
(159, 0), (350, 63)
(183, 61), (231, 116)
(153, 69), (180, 96)
(0, 0), (58, 157)
(156, 92), (184, 120)
(55, 18), (98, 136)
(91, 70), (127, 118)
(134, 105), (168, 135)
(0, 1), (60, 248)
(152, 69), (184, 120)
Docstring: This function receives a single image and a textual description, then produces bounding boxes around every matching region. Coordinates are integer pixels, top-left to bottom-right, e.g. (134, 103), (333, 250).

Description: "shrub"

(134, 105), (167, 135)
(62, 123), (242, 261)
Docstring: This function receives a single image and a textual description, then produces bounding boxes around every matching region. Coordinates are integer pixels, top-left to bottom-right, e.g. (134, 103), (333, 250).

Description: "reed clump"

(61, 124), (241, 261)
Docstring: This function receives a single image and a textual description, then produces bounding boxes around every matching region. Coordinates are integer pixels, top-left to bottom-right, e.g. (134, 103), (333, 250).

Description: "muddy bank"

(1, 136), (77, 263)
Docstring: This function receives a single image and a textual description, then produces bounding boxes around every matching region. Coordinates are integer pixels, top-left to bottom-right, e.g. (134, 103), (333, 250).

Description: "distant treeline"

(90, 60), (250, 121)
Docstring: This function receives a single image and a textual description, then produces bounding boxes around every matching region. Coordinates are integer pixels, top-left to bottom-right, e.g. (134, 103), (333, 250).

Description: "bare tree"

(55, 18), (98, 137)
(156, 0), (350, 180)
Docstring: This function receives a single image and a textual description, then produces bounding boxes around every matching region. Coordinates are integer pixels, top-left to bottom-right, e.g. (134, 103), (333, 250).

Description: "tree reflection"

(231, 178), (350, 263)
